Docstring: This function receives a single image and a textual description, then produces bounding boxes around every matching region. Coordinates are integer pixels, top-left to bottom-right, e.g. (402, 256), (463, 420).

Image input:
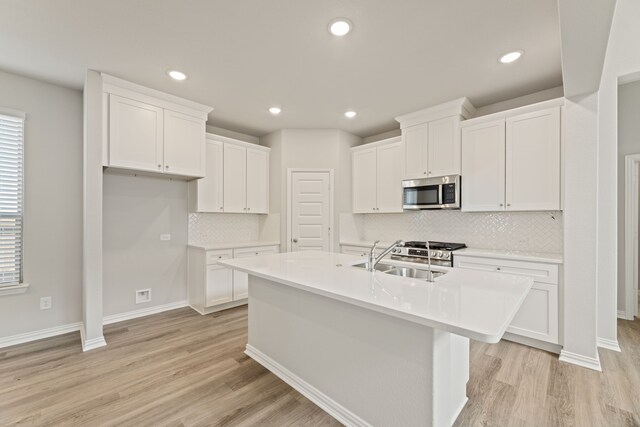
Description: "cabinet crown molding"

(395, 97), (476, 129)
(101, 73), (213, 119)
(350, 136), (401, 152)
(460, 97), (565, 128)
(208, 133), (270, 152)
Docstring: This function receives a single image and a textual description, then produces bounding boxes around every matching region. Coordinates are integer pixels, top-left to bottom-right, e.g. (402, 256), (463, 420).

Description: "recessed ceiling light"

(168, 70), (187, 81)
(269, 107), (282, 115)
(499, 51), (523, 64)
(345, 111), (357, 118)
(329, 19), (352, 36)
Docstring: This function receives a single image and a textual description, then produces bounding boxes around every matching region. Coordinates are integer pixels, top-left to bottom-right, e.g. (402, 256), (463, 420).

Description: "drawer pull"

(496, 267), (501, 271)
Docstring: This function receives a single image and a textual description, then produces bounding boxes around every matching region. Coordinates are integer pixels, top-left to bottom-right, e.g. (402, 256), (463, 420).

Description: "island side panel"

(245, 275), (468, 427)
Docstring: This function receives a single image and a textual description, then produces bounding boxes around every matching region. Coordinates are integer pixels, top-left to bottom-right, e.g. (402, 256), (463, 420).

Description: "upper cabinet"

(396, 98), (475, 180)
(189, 135), (270, 214)
(461, 101), (562, 212)
(352, 137), (403, 213)
(102, 74), (212, 180)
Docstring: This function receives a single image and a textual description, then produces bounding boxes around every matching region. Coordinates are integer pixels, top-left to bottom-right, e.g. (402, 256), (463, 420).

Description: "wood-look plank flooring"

(0, 306), (639, 426)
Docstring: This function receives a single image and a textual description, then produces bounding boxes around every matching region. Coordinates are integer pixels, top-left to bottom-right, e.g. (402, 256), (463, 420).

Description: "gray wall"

(0, 70), (83, 337)
(103, 173), (188, 316)
(618, 80), (640, 308)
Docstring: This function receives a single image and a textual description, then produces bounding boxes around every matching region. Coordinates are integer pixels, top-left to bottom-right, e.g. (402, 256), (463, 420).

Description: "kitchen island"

(219, 251), (532, 427)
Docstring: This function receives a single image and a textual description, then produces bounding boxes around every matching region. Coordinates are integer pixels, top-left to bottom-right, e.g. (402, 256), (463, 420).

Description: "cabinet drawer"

(453, 255), (558, 285)
(341, 245), (383, 257)
(206, 249), (233, 265)
(233, 245), (279, 258)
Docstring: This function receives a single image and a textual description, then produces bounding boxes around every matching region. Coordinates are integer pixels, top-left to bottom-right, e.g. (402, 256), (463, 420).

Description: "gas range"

(390, 241), (466, 267)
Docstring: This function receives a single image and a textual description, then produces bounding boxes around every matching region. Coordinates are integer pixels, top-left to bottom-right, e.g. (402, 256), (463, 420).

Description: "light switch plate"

(40, 296), (52, 310)
(160, 234), (171, 241)
(135, 289), (151, 304)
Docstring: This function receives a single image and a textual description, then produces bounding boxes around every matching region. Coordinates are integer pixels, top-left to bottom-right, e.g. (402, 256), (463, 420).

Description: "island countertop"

(219, 251), (532, 343)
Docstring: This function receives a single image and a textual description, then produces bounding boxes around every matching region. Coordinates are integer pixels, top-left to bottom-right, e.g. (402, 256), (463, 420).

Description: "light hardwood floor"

(0, 306), (638, 426)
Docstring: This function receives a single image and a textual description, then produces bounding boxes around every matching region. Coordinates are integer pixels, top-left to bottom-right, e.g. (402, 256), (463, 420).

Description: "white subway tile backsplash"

(361, 211), (563, 253)
(188, 213), (260, 244)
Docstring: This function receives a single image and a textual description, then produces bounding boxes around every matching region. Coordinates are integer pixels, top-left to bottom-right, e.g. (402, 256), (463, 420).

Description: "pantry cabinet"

(461, 102), (562, 212)
(352, 137), (403, 213)
(103, 74), (212, 179)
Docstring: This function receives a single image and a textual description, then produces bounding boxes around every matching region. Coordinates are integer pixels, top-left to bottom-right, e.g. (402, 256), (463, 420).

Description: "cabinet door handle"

(499, 203), (504, 207)
(496, 267), (501, 271)
(255, 252), (259, 255)
(428, 171), (432, 175)
(157, 164), (162, 169)
(248, 207), (251, 211)
(423, 171), (427, 175)
(165, 165), (169, 169)
(507, 203), (511, 207)
(220, 207), (223, 210)
(292, 238), (298, 243)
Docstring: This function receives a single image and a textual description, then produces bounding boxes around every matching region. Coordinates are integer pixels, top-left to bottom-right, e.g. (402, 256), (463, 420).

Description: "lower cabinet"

(453, 254), (560, 347)
(188, 245), (279, 314)
(340, 244), (383, 258)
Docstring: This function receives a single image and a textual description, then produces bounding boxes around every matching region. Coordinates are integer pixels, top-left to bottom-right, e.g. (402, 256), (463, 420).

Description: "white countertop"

(219, 251), (532, 343)
(188, 240), (280, 251)
(455, 248), (563, 264)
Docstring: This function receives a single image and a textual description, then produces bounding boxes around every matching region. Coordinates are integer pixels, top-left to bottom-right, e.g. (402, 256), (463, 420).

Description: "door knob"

(292, 238), (298, 243)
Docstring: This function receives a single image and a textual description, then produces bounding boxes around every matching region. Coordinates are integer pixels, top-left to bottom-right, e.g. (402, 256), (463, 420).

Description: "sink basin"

(352, 262), (396, 273)
(384, 267), (448, 280)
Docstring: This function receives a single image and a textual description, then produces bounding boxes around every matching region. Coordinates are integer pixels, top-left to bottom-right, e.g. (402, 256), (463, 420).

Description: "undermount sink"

(385, 267), (448, 280)
(352, 262), (396, 272)
(352, 262), (448, 280)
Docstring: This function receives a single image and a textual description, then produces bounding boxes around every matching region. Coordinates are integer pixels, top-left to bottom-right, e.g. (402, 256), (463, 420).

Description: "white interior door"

(635, 164), (639, 318)
(290, 172), (331, 252)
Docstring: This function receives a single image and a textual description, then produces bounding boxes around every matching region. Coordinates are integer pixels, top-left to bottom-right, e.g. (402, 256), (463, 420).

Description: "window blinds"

(0, 113), (24, 286)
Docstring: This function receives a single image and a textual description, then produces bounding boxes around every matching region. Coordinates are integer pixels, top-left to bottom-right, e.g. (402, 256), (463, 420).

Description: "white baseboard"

(80, 326), (107, 352)
(597, 337), (622, 352)
(559, 350), (602, 371)
(617, 309), (631, 319)
(103, 300), (188, 325)
(0, 322), (82, 350)
(245, 344), (371, 427)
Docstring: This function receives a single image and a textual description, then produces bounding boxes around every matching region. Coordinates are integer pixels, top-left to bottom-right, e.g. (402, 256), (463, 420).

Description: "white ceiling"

(0, 0), (562, 137)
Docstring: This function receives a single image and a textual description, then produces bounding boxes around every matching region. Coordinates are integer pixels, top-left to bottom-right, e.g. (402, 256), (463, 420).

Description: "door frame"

(286, 168), (335, 253)
(624, 154), (640, 319)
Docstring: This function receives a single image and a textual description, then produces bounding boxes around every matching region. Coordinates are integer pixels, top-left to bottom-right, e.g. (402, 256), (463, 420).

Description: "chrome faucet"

(367, 240), (405, 272)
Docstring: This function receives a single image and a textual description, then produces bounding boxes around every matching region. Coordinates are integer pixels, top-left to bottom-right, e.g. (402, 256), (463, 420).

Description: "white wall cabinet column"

(108, 94), (164, 173)
(223, 143), (247, 213)
(188, 138), (224, 212)
(352, 146), (378, 213)
(246, 148), (269, 214)
(506, 107), (561, 211)
(376, 140), (404, 212)
(461, 120), (506, 211)
(461, 100), (563, 212)
(102, 74), (212, 179)
(163, 110), (206, 177)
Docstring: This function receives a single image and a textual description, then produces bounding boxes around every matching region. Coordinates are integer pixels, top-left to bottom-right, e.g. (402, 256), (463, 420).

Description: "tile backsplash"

(360, 211), (563, 253)
(188, 213), (260, 244)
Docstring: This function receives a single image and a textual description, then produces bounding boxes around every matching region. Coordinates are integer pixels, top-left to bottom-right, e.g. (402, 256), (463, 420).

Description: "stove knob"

(443, 252), (450, 259)
(431, 251), (438, 257)
(437, 251), (443, 257)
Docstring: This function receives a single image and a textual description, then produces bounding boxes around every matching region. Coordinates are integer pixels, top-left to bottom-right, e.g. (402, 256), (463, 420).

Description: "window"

(0, 112), (24, 287)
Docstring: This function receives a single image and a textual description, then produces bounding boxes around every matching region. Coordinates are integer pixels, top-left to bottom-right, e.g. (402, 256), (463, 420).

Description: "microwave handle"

(438, 184), (443, 206)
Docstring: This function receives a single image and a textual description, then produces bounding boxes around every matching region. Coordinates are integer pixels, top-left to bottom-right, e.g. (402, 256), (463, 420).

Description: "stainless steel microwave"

(402, 175), (461, 210)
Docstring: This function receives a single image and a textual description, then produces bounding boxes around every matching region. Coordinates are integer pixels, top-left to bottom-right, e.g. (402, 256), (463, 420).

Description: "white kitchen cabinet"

(454, 254), (559, 346)
(223, 143), (247, 213)
(222, 141), (270, 214)
(506, 107), (561, 211)
(340, 244), (384, 258)
(232, 245), (279, 300)
(403, 116), (462, 179)
(461, 120), (506, 211)
(188, 138), (224, 212)
(461, 101), (562, 212)
(246, 148), (269, 213)
(103, 75), (212, 179)
(188, 244), (279, 314)
(163, 109), (206, 177)
(108, 94), (164, 173)
(352, 138), (403, 213)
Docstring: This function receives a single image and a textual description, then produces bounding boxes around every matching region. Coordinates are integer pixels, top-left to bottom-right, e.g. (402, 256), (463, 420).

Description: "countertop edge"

(188, 241), (280, 250)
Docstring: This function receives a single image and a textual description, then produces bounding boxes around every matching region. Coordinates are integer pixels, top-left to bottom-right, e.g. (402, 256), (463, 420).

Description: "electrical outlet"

(135, 289), (151, 304)
(40, 296), (52, 310)
(160, 234), (171, 241)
